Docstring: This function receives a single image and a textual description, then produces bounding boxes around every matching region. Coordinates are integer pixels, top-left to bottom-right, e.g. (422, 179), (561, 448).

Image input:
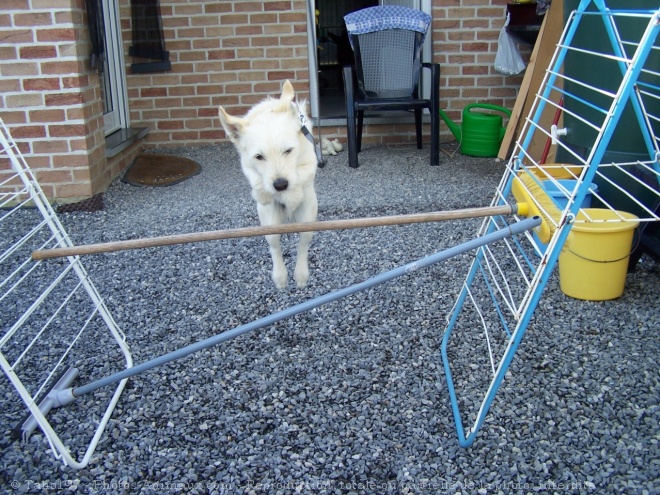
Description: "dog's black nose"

(273, 178), (288, 191)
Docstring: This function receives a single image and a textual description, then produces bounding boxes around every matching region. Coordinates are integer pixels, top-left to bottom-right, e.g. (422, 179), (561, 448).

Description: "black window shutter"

(129, 0), (171, 73)
(85, 0), (105, 72)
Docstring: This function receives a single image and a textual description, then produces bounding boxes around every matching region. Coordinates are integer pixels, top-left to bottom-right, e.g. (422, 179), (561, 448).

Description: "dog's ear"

(281, 80), (295, 102)
(218, 106), (245, 143)
(273, 80), (296, 112)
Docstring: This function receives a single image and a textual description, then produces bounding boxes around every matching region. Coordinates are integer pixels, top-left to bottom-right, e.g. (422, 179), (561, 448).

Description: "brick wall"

(128, 0), (528, 150)
(124, 0), (312, 147)
(433, 0), (527, 134)
(0, 0), (108, 201)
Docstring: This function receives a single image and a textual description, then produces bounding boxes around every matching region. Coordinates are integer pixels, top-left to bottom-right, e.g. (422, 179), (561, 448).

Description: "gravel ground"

(1, 143), (658, 494)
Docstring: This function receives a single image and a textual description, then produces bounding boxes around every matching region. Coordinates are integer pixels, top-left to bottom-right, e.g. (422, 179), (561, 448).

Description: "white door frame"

(101, 0), (129, 136)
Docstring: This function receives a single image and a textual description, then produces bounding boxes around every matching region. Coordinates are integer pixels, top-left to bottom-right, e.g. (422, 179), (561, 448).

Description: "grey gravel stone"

(1, 143), (658, 494)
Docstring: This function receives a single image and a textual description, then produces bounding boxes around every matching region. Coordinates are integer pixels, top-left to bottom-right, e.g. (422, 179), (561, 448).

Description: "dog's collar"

(294, 103), (326, 168)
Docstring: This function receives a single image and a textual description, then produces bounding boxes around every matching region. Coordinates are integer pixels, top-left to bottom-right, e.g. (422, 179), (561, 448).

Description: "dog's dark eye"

(255, 154), (265, 161)
(283, 148), (293, 156)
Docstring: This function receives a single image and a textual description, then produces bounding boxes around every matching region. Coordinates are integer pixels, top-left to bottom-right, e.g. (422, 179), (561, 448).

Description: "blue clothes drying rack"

(442, 0), (660, 447)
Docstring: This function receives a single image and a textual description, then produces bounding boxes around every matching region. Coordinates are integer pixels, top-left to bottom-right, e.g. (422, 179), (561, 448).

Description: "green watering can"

(439, 103), (512, 158)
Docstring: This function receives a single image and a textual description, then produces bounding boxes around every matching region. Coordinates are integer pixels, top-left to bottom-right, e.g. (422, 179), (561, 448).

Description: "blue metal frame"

(442, 0), (660, 447)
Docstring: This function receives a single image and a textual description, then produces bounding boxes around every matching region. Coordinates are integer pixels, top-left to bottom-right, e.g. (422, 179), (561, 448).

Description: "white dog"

(218, 81), (319, 289)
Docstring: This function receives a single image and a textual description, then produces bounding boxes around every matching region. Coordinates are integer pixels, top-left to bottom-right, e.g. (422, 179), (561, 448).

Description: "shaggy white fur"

(218, 81), (319, 288)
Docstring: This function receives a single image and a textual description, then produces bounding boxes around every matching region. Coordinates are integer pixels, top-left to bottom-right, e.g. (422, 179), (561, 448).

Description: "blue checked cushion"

(344, 5), (431, 41)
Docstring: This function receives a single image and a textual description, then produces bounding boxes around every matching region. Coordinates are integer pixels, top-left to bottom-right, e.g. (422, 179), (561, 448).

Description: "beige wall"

(123, 0), (312, 147)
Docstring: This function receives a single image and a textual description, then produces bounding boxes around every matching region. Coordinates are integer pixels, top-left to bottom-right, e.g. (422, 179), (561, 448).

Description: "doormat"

(122, 153), (201, 187)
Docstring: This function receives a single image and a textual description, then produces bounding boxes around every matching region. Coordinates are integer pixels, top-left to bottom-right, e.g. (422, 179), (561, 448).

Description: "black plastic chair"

(342, 5), (440, 168)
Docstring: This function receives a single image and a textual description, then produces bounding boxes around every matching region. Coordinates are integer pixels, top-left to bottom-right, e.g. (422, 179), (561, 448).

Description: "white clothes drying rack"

(442, 0), (660, 447)
(0, 122), (133, 469)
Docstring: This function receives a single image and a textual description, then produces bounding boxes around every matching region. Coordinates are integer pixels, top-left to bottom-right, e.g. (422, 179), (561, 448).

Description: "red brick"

(13, 12), (52, 26)
(153, 97), (183, 108)
(23, 77), (61, 91)
(158, 121), (184, 130)
(56, 182), (94, 199)
(0, 29), (33, 43)
(29, 109), (65, 122)
(279, 12), (306, 24)
(198, 107), (218, 117)
(0, 111), (27, 124)
(171, 108), (197, 119)
(208, 50), (236, 60)
(141, 87), (168, 97)
(170, 131), (198, 141)
(62, 75), (89, 89)
(182, 96), (210, 107)
(199, 130), (223, 140)
(463, 65), (490, 75)
(223, 13), (251, 24)
(45, 92), (84, 106)
(12, 125), (46, 139)
(176, 27), (205, 38)
(42, 61), (81, 74)
(264, 2), (291, 12)
(49, 124), (86, 137)
(20, 45), (57, 59)
(0, 13), (13, 27)
(222, 36), (251, 47)
(250, 13), (277, 24)
(0, 78), (20, 92)
(1, 61), (38, 76)
(192, 38), (220, 50)
(279, 34), (306, 46)
(0, 45), (16, 59)
(235, 2), (264, 12)
(222, 60), (250, 71)
(36, 28), (76, 42)
(205, 3), (232, 14)
(267, 71), (295, 81)
(174, 4), (203, 15)
(462, 42), (489, 53)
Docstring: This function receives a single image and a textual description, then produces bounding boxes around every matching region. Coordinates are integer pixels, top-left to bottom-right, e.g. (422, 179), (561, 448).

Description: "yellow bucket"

(559, 209), (639, 301)
(529, 163), (584, 180)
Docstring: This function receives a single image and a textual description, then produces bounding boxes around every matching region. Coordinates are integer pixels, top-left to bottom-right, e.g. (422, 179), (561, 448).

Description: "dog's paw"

(272, 267), (288, 289)
(294, 265), (309, 288)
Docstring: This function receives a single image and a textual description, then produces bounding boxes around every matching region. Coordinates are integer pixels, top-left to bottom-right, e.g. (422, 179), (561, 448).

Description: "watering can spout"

(438, 108), (462, 142)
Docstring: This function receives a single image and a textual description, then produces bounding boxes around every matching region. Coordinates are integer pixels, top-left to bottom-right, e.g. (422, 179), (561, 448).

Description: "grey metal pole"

(56, 217), (540, 403)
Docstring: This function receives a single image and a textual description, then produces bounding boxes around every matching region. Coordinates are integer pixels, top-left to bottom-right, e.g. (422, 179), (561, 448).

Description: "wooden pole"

(32, 205), (515, 260)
